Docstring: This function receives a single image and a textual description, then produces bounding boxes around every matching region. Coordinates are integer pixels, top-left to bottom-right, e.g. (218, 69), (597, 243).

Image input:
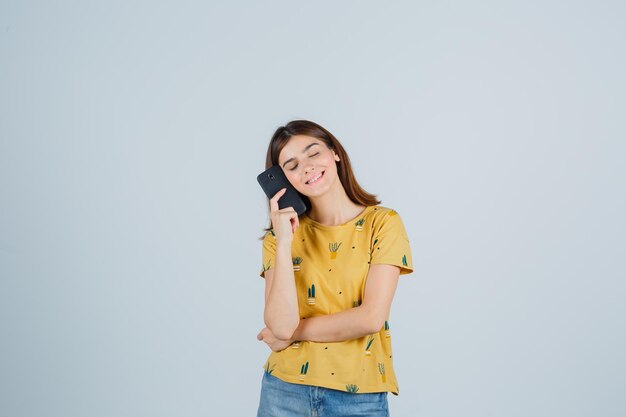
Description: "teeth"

(307, 172), (323, 184)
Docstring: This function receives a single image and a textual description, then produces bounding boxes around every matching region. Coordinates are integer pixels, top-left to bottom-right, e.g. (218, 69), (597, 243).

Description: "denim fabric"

(257, 372), (389, 417)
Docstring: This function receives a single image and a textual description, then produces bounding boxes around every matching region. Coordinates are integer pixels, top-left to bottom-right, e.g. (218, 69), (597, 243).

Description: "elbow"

(272, 326), (297, 341)
(265, 316), (300, 340)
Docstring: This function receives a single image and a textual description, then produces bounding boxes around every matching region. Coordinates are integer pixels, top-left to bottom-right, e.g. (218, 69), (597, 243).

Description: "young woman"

(256, 120), (414, 417)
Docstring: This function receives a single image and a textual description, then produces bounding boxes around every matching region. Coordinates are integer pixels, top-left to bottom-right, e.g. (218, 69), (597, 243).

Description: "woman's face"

(277, 135), (341, 197)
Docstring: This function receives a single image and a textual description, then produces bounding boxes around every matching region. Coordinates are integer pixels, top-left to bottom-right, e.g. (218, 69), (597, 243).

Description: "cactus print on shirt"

(259, 205), (414, 396)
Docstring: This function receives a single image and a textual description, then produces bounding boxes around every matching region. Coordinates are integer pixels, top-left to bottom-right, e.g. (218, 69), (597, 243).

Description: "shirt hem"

(369, 259), (413, 275)
(263, 367), (400, 396)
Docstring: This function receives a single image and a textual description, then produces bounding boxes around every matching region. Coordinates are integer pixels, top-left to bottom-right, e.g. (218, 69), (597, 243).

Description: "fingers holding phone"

(257, 165), (307, 216)
(268, 187), (287, 213)
(257, 164), (307, 242)
(269, 188), (300, 242)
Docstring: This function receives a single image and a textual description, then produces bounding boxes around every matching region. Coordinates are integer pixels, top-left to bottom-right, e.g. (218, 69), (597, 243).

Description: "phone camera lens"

(269, 174), (275, 180)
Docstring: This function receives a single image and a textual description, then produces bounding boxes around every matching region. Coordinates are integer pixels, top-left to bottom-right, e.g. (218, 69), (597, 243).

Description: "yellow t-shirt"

(258, 205), (414, 396)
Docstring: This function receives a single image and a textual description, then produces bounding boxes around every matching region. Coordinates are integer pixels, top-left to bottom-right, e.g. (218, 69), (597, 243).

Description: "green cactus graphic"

(262, 260), (271, 273)
(300, 361), (309, 374)
(365, 335), (374, 355)
(299, 361), (309, 381)
(368, 238), (379, 257)
(292, 257), (303, 271)
(353, 300), (362, 308)
(384, 321), (390, 331)
(378, 363), (386, 383)
(264, 361), (275, 375)
(307, 284), (316, 305)
(346, 384), (360, 393)
(402, 254), (408, 267)
(329, 242), (342, 259)
(269, 229), (275, 237)
(355, 218), (365, 231)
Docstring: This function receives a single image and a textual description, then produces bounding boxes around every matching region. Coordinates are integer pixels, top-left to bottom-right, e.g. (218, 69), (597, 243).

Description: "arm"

(290, 264), (400, 343)
(263, 242), (300, 340)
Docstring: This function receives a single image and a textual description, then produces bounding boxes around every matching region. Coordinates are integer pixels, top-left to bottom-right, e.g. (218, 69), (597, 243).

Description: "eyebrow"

(281, 143), (320, 168)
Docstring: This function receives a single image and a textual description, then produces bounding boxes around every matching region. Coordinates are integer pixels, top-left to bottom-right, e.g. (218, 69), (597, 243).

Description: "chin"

(305, 183), (332, 198)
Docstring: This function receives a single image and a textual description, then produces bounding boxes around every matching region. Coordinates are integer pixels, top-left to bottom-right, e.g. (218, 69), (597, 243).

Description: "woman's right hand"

(270, 188), (299, 244)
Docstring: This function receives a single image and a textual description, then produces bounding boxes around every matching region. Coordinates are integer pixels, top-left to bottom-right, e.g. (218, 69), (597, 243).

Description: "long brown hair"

(259, 120), (381, 239)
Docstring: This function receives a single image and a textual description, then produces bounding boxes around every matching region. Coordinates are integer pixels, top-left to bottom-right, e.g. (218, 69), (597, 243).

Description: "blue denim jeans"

(257, 371), (389, 417)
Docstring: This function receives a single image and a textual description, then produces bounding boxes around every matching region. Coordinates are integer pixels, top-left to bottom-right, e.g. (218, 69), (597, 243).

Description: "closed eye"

(289, 153), (319, 171)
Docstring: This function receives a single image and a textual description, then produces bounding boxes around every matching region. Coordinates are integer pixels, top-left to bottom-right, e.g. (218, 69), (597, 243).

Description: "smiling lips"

(306, 171), (324, 185)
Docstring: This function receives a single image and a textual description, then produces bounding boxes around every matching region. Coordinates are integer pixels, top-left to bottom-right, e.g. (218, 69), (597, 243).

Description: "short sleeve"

(259, 229), (276, 278)
(370, 210), (414, 275)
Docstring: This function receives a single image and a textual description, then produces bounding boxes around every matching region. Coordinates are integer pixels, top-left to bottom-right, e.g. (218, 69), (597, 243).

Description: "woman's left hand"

(257, 327), (293, 352)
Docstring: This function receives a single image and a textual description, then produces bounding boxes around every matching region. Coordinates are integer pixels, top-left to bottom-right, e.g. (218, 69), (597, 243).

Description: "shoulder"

(374, 205), (397, 215)
(368, 205), (401, 221)
(368, 205), (406, 232)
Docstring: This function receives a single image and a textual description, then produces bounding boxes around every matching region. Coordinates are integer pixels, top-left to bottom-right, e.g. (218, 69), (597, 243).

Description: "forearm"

(264, 243), (300, 339)
(290, 306), (379, 343)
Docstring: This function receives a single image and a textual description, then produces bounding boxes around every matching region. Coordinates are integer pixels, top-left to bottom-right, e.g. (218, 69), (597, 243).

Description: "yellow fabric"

(259, 205), (413, 395)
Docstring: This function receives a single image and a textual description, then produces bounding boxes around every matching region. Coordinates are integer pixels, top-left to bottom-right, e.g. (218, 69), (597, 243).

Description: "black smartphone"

(257, 165), (308, 216)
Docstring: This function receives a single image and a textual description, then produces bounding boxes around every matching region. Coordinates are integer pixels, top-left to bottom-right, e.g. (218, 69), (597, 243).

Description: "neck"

(306, 184), (366, 226)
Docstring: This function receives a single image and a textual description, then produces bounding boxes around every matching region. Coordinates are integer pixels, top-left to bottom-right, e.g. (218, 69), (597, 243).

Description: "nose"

(304, 163), (316, 174)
